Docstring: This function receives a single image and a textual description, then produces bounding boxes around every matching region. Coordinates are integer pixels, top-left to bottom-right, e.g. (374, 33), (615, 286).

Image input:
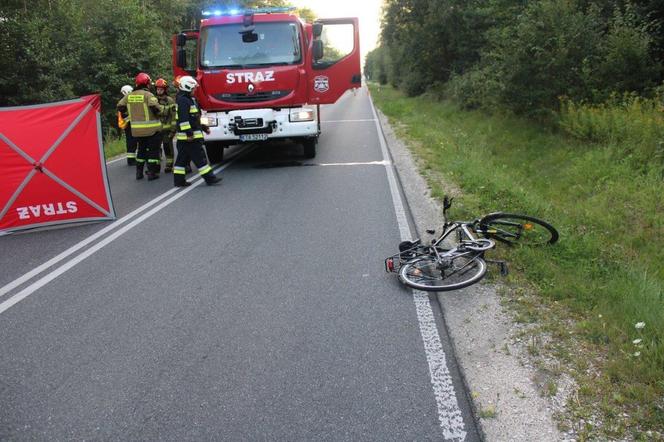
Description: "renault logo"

(247, 83), (255, 95)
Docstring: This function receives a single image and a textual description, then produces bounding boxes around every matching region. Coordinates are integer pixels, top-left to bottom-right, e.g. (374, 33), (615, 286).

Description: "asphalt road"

(0, 88), (480, 441)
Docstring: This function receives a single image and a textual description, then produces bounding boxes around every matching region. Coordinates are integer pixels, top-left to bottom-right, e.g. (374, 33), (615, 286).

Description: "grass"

(103, 136), (126, 160)
(478, 404), (498, 419)
(370, 83), (664, 439)
(559, 94), (664, 167)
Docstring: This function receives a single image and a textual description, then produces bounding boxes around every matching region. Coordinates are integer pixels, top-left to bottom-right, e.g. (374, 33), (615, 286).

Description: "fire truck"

(172, 7), (361, 162)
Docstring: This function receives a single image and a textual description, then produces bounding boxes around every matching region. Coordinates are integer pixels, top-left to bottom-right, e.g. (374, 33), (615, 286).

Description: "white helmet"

(121, 85), (133, 96)
(179, 76), (198, 92)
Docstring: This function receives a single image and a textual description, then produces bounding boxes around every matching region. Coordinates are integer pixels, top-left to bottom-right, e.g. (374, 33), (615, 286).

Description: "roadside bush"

(400, 69), (429, 97)
(486, 0), (603, 115)
(559, 93), (664, 167)
(591, 7), (661, 99)
(364, 46), (391, 85)
(444, 66), (502, 111)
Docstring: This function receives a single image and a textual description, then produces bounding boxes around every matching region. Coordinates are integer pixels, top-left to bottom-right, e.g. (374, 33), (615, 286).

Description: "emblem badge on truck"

(314, 76), (330, 93)
(247, 83), (255, 94)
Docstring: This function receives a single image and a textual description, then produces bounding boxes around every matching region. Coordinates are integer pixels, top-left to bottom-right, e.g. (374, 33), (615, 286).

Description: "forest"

(365, 0), (664, 116)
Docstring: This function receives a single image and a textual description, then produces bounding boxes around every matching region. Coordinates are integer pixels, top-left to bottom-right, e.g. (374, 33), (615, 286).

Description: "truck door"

(309, 18), (361, 105)
(173, 30), (200, 79)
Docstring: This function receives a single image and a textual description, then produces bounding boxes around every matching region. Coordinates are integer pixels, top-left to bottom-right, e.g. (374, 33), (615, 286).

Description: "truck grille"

(214, 90), (291, 103)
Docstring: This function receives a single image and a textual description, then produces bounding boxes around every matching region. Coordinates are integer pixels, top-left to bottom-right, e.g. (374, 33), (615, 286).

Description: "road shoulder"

(377, 108), (570, 441)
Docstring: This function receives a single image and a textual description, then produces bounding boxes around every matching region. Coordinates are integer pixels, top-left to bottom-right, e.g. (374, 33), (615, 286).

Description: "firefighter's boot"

(203, 172), (222, 186)
(147, 159), (161, 176)
(174, 173), (191, 187)
(135, 163), (144, 180)
(164, 159), (173, 173)
(147, 163), (160, 181)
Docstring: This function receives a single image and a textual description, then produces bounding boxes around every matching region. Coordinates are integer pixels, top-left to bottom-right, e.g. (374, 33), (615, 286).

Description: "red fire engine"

(173, 7), (361, 162)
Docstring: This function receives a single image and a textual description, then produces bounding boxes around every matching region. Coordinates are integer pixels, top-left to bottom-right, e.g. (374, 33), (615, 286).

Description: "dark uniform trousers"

(173, 139), (213, 184)
(136, 132), (162, 175)
(160, 132), (174, 167)
(124, 124), (138, 163)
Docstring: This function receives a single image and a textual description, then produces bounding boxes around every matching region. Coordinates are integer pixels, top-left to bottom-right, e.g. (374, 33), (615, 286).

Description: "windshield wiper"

(236, 62), (293, 68)
(203, 64), (246, 69)
(207, 62), (295, 69)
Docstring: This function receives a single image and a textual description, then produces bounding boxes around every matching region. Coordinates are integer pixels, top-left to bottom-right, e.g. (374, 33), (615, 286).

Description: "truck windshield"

(200, 22), (301, 68)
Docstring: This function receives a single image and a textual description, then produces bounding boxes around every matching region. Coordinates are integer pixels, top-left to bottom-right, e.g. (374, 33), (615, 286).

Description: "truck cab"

(173, 7), (361, 161)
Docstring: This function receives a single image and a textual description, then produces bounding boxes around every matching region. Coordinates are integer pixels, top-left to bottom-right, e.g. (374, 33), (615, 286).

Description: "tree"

(373, 0), (662, 114)
(0, 0), (190, 131)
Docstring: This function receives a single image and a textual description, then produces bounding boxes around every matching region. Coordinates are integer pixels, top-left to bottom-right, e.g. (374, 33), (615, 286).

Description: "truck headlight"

(289, 109), (315, 122)
(201, 116), (218, 127)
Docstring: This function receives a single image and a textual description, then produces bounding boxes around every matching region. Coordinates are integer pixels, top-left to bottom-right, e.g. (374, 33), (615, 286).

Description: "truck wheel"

(302, 138), (317, 159)
(205, 142), (225, 164)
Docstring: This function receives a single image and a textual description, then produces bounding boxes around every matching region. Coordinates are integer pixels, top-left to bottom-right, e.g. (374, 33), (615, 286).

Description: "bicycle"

(384, 196), (559, 291)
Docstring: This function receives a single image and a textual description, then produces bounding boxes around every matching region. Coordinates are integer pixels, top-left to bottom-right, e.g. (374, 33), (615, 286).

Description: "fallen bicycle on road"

(385, 196), (559, 291)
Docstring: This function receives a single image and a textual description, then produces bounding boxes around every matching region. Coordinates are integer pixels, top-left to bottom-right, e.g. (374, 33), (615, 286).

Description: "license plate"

(240, 133), (268, 142)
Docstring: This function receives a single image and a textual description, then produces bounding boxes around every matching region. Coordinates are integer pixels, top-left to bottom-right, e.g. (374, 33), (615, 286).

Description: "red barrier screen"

(0, 95), (115, 235)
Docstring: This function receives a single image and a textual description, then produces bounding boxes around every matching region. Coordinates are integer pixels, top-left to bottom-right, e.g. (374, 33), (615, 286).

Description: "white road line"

(369, 95), (467, 441)
(0, 148), (249, 299)
(106, 155), (127, 165)
(320, 119), (377, 123)
(0, 155), (244, 315)
(316, 160), (390, 167)
(0, 190), (176, 298)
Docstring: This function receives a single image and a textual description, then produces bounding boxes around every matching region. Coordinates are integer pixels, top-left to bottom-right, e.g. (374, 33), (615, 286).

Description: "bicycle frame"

(385, 214), (493, 274)
(386, 196), (552, 282)
(432, 220), (483, 249)
(430, 195), (493, 252)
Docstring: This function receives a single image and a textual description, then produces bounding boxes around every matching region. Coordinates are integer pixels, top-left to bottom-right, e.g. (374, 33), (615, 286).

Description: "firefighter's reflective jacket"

(157, 95), (176, 133)
(117, 88), (163, 137)
(175, 91), (205, 141)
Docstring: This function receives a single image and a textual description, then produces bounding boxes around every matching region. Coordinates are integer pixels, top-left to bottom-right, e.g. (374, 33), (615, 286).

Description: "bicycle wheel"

(479, 213), (558, 246)
(398, 253), (487, 291)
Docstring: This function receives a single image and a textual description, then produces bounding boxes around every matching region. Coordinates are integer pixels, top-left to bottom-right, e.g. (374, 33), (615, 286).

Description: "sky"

(289, 0), (384, 61)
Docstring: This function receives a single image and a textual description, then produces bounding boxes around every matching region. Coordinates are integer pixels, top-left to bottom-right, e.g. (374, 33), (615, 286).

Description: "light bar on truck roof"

(202, 6), (296, 17)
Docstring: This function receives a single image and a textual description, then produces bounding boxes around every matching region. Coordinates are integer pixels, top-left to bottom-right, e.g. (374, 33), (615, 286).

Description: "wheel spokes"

(406, 256), (480, 287)
(487, 219), (551, 244)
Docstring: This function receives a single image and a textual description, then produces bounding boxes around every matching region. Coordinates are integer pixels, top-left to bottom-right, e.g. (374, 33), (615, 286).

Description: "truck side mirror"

(313, 40), (324, 61)
(176, 33), (187, 47)
(312, 23), (323, 39)
(176, 48), (187, 68)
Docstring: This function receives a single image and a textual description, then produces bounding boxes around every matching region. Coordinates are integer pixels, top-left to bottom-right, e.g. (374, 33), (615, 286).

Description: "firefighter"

(155, 78), (176, 173)
(118, 85), (138, 165)
(172, 75), (192, 174)
(117, 73), (163, 181)
(173, 76), (221, 187)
